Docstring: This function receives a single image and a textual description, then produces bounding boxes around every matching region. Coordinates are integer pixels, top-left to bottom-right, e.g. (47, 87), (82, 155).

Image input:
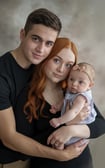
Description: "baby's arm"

(50, 95), (87, 128)
(67, 102), (90, 125)
(65, 95), (87, 124)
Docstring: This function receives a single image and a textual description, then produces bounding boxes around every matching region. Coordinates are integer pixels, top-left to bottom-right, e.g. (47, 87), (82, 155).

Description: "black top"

(30, 102), (93, 168)
(14, 86), (93, 168)
(0, 52), (34, 163)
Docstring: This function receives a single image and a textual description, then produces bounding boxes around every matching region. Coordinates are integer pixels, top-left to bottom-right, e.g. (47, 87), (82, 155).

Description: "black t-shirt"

(0, 52), (34, 163)
(0, 52), (34, 109)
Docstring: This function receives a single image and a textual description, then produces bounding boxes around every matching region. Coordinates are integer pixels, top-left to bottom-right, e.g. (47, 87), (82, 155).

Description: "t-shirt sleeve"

(87, 104), (105, 138)
(0, 76), (11, 110)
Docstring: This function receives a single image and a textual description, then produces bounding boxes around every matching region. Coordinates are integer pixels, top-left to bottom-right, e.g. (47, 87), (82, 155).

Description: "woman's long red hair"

(24, 37), (78, 122)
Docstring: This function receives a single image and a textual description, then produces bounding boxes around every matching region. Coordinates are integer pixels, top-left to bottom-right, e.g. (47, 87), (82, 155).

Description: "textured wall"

(0, 0), (105, 167)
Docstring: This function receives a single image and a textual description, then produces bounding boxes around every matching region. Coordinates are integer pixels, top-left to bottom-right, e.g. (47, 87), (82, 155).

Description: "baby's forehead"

(71, 63), (95, 82)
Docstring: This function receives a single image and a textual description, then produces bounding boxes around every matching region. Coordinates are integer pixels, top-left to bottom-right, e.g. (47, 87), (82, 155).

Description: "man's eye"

(32, 36), (40, 42)
(46, 42), (54, 47)
(32, 37), (39, 41)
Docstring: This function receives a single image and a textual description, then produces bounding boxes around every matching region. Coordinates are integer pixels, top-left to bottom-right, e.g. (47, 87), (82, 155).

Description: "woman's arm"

(47, 124), (90, 146)
(87, 104), (105, 138)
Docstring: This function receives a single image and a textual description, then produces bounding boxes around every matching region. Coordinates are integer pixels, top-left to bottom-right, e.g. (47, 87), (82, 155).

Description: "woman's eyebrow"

(56, 55), (74, 63)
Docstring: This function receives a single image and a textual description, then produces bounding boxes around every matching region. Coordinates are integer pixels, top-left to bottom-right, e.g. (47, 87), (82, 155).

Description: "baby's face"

(67, 70), (91, 93)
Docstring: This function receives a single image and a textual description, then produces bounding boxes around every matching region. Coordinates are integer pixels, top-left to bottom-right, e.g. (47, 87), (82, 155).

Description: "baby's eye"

(69, 77), (73, 81)
(79, 81), (83, 84)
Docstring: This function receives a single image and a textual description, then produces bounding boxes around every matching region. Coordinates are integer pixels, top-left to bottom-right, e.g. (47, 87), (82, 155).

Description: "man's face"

(20, 24), (58, 68)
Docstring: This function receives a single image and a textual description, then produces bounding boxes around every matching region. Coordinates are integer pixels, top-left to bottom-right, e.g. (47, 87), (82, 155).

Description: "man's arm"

(0, 107), (88, 161)
(87, 104), (105, 138)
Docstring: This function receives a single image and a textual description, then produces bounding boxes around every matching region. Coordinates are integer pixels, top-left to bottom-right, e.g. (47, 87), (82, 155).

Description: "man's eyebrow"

(32, 34), (41, 39)
(31, 35), (54, 44)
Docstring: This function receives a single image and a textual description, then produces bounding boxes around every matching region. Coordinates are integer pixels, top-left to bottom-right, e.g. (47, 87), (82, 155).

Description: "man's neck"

(11, 47), (31, 69)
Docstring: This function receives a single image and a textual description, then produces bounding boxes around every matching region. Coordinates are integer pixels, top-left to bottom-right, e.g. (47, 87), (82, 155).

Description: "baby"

(50, 62), (97, 146)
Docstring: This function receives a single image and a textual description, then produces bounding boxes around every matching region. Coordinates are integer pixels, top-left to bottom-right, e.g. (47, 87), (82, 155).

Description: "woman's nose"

(57, 64), (65, 72)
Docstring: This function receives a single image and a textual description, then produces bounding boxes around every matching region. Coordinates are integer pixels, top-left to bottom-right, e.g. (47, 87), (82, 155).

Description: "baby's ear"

(89, 82), (94, 88)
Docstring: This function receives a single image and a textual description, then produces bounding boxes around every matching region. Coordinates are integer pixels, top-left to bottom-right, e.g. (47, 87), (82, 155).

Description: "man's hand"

(56, 139), (89, 161)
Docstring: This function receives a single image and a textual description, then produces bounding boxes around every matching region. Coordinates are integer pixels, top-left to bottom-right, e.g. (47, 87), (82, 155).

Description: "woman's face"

(44, 48), (75, 83)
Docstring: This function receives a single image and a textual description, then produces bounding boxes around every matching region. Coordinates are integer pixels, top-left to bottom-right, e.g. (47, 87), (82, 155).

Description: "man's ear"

(20, 29), (25, 41)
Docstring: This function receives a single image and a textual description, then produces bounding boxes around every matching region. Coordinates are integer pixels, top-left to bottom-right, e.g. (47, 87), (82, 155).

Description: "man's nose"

(36, 42), (45, 53)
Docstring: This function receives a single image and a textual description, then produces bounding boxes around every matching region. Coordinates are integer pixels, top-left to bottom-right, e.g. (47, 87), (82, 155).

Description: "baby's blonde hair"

(72, 62), (95, 83)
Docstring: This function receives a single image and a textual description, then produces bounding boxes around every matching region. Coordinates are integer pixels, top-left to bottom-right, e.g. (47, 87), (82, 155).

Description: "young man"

(0, 8), (87, 167)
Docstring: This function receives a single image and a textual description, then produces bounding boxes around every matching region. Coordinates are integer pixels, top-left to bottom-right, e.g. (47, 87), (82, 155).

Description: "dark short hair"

(24, 8), (62, 35)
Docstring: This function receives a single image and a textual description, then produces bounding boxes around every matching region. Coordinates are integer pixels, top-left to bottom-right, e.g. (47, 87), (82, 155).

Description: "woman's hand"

(47, 124), (90, 149)
(47, 125), (76, 148)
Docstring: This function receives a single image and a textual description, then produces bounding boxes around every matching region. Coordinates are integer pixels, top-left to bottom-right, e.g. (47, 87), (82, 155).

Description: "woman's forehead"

(57, 48), (75, 62)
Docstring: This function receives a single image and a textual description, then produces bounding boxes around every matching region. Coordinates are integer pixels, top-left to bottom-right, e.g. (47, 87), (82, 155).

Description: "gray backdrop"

(0, 0), (105, 167)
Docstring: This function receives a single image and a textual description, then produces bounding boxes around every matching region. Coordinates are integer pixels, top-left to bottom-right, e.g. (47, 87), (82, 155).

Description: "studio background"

(0, 0), (105, 167)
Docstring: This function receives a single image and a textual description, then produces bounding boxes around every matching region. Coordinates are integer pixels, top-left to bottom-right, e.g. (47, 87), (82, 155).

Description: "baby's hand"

(50, 118), (60, 128)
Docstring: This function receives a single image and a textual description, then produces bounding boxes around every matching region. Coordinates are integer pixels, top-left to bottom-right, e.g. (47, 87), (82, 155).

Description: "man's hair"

(24, 8), (62, 35)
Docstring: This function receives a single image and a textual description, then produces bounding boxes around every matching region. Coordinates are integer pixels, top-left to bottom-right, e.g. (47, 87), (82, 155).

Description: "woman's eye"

(53, 58), (60, 64)
(66, 64), (72, 68)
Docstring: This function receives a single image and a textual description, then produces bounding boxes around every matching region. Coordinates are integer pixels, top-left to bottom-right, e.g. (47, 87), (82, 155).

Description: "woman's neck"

(45, 80), (59, 91)
(43, 80), (63, 105)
